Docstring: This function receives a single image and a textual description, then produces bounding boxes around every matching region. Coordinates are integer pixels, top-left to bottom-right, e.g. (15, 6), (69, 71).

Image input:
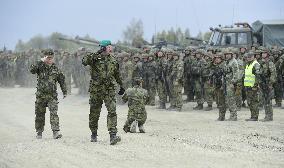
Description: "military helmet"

(223, 48), (233, 55)
(254, 50), (262, 55)
(132, 54), (140, 60)
(42, 49), (54, 56)
(258, 46), (269, 53)
(244, 51), (254, 58)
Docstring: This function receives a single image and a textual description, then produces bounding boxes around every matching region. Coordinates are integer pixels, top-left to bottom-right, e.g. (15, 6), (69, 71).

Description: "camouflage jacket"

(30, 61), (67, 97)
(225, 58), (239, 84)
(122, 85), (149, 112)
(82, 52), (122, 90)
(259, 59), (276, 86)
(170, 59), (184, 83)
(155, 57), (167, 81)
(191, 58), (206, 77)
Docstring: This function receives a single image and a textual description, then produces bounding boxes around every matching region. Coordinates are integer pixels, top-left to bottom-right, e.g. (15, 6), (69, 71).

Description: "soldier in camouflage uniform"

(202, 52), (214, 111)
(183, 47), (195, 102)
(272, 48), (284, 107)
(30, 49), (67, 139)
(132, 54), (143, 85)
(223, 48), (239, 121)
(258, 47), (276, 122)
(142, 54), (156, 106)
(122, 77), (148, 133)
(191, 50), (206, 110)
(156, 50), (167, 109)
(244, 51), (261, 121)
(82, 40), (124, 145)
(165, 50), (175, 108)
(61, 51), (73, 95)
(168, 52), (184, 111)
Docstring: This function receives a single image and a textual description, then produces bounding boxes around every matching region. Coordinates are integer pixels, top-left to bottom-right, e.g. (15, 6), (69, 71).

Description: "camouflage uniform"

(82, 52), (123, 134)
(61, 51), (73, 95)
(142, 54), (156, 106)
(183, 48), (195, 102)
(191, 50), (206, 110)
(243, 52), (261, 121)
(273, 49), (284, 107)
(202, 53), (214, 110)
(259, 48), (276, 121)
(168, 53), (184, 111)
(224, 51), (239, 120)
(30, 55), (67, 133)
(156, 51), (167, 109)
(122, 80), (148, 133)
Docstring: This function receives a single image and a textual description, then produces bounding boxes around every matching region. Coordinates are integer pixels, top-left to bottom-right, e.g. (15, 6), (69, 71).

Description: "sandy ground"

(0, 87), (283, 168)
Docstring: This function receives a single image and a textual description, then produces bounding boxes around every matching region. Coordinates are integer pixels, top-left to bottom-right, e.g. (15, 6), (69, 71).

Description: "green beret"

(99, 40), (112, 47)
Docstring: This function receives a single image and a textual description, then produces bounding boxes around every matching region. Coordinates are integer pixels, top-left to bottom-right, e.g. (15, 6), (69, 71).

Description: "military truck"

(207, 19), (284, 49)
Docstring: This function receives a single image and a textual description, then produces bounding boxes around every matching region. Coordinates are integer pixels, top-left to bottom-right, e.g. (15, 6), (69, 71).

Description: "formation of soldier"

(1, 44), (284, 118)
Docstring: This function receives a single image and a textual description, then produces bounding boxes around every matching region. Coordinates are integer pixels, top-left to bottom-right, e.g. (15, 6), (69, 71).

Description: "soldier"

(223, 48), (239, 121)
(272, 48), (284, 107)
(244, 51), (261, 121)
(191, 49), (206, 110)
(211, 52), (226, 121)
(183, 47), (195, 102)
(132, 54), (143, 85)
(258, 47), (276, 122)
(202, 52), (214, 111)
(82, 40), (124, 145)
(232, 47), (244, 111)
(165, 50), (175, 109)
(122, 77), (148, 133)
(61, 51), (73, 95)
(142, 53), (156, 106)
(156, 50), (167, 109)
(30, 49), (67, 139)
(168, 52), (184, 111)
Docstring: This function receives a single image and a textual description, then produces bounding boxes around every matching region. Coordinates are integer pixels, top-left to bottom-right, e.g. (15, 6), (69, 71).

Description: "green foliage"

(154, 27), (191, 47)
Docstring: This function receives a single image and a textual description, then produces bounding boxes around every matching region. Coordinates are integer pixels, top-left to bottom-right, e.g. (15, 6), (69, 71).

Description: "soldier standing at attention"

(244, 51), (261, 121)
(30, 49), (67, 139)
(82, 40), (125, 145)
(122, 77), (149, 133)
(258, 47), (276, 122)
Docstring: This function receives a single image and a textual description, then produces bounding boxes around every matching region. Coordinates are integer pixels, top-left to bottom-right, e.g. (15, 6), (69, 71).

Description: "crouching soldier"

(122, 77), (149, 133)
(30, 49), (67, 139)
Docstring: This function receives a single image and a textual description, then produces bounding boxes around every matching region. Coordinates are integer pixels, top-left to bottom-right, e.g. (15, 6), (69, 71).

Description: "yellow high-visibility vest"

(244, 60), (258, 87)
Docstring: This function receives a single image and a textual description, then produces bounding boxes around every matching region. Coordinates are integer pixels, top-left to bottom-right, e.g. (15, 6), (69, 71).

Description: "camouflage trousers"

(274, 81), (283, 105)
(261, 86), (273, 120)
(216, 83), (237, 119)
(204, 79), (213, 106)
(124, 108), (147, 129)
(234, 83), (243, 109)
(64, 72), (72, 95)
(185, 75), (195, 101)
(35, 96), (60, 132)
(89, 88), (117, 133)
(194, 77), (204, 105)
(145, 78), (156, 105)
(157, 79), (167, 104)
(170, 82), (183, 109)
(246, 87), (259, 119)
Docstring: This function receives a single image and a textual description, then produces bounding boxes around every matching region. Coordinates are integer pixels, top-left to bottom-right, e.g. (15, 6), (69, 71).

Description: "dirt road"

(0, 88), (283, 168)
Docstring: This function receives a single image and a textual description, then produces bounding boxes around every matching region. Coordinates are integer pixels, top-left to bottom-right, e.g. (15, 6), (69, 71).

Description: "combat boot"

(245, 118), (258, 121)
(36, 132), (42, 139)
(110, 133), (121, 145)
(123, 125), (130, 133)
(138, 125), (145, 133)
(193, 104), (203, 110)
(130, 120), (137, 133)
(260, 117), (273, 122)
(90, 132), (97, 142)
(53, 131), (62, 139)
(216, 117), (225, 121)
(227, 117), (237, 121)
(157, 102), (166, 109)
(204, 105), (213, 111)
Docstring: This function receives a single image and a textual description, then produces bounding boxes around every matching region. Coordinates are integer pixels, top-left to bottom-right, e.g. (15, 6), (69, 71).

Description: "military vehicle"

(207, 20), (284, 49)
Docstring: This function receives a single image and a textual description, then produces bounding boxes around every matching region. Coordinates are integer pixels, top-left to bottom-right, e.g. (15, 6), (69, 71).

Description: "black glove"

(118, 87), (125, 95)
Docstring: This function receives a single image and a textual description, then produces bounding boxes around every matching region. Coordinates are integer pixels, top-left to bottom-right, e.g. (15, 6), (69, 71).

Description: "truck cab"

(208, 23), (253, 49)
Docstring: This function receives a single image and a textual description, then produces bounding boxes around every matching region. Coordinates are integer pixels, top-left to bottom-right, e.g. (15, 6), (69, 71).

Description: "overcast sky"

(0, 0), (283, 49)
